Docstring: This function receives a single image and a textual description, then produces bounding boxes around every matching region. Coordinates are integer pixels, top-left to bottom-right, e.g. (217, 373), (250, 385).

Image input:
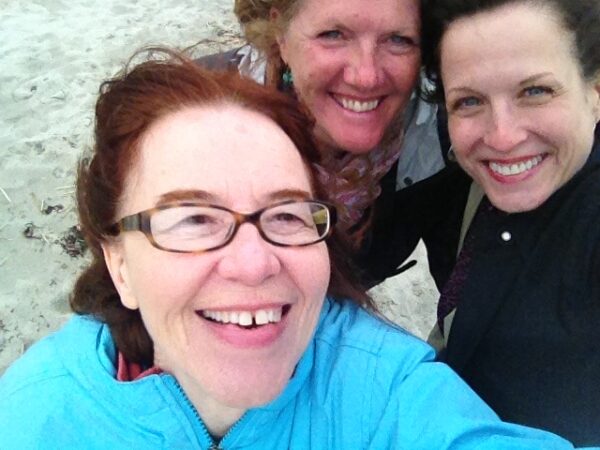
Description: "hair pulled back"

(421, 0), (600, 103)
(234, 0), (302, 61)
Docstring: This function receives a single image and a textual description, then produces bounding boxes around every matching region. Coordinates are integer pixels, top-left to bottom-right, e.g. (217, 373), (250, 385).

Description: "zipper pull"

(208, 444), (222, 450)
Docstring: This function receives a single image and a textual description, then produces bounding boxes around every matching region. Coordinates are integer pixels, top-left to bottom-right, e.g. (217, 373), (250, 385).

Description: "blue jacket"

(0, 299), (586, 449)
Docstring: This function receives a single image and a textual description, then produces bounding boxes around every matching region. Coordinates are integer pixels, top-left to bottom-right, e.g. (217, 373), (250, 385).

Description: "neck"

(194, 396), (245, 438)
(174, 371), (246, 438)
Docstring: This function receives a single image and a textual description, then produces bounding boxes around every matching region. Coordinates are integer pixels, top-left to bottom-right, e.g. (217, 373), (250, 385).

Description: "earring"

(282, 67), (293, 91)
(447, 145), (457, 162)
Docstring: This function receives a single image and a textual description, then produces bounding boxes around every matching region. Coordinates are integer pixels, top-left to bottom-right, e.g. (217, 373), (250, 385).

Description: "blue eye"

(389, 34), (415, 46)
(453, 96), (481, 110)
(523, 85), (553, 97)
(318, 30), (342, 40)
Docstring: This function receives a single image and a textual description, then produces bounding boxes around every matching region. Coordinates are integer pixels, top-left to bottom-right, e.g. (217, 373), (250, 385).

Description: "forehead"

(290, 0), (420, 30)
(122, 104), (312, 211)
(441, 3), (578, 82)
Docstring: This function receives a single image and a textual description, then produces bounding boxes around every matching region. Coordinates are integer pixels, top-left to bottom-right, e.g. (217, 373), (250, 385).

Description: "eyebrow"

(157, 189), (216, 204)
(445, 86), (479, 97)
(518, 72), (554, 87)
(156, 188), (312, 205)
(266, 189), (312, 202)
(446, 72), (557, 97)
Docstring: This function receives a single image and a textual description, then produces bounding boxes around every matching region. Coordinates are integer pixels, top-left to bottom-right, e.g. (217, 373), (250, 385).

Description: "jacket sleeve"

(364, 331), (577, 449)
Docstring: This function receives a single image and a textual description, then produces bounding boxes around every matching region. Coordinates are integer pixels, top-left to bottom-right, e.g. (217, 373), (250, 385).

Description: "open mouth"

(332, 94), (382, 113)
(488, 155), (545, 176)
(199, 305), (291, 330)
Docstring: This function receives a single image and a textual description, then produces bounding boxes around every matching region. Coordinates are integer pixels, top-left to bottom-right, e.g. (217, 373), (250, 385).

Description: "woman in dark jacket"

(198, 0), (452, 286)
(397, 0), (600, 445)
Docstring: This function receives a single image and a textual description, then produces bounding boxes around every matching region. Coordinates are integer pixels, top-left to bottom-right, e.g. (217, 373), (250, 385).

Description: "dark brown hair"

(421, 0), (600, 104)
(71, 49), (373, 366)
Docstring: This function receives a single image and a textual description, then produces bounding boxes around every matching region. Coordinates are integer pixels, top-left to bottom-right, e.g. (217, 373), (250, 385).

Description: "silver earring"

(447, 145), (457, 162)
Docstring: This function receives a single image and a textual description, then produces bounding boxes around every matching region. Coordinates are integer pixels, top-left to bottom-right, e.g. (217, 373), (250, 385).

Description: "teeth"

(255, 310), (269, 325)
(338, 96), (380, 113)
(201, 307), (284, 327)
(238, 311), (253, 326)
(489, 155), (543, 176)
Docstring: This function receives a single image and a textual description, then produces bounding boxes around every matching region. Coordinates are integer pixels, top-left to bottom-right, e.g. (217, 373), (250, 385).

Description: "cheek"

(387, 56), (420, 93)
(294, 67), (321, 100)
(289, 46), (337, 91)
(292, 245), (331, 300)
(530, 108), (593, 165)
(448, 118), (479, 156)
(125, 253), (213, 311)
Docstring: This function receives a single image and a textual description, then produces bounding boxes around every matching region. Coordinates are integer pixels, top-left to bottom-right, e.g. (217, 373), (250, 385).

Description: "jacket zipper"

(172, 379), (221, 449)
(171, 378), (247, 450)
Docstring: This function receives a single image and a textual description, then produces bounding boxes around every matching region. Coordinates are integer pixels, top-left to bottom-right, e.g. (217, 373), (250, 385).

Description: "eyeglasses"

(107, 200), (337, 253)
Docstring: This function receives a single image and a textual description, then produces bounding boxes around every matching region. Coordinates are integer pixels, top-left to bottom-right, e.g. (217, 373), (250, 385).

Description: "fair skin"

(276, 0), (421, 154)
(441, 2), (600, 213)
(102, 104), (330, 436)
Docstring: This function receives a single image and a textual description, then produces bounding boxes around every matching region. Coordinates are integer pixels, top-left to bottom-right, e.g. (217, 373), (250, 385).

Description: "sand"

(0, 0), (438, 375)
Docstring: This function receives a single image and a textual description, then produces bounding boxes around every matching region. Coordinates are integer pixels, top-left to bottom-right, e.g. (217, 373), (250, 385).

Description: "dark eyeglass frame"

(106, 199), (337, 254)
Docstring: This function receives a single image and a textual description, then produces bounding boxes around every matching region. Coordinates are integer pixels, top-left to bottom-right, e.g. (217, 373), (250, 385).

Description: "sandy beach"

(0, 0), (437, 375)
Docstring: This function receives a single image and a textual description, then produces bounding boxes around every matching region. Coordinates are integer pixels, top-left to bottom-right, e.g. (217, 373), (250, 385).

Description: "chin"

(331, 132), (383, 154)
(219, 379), (287, 409)
(488, 192), (550, 213)
(316, 123), (383, 154)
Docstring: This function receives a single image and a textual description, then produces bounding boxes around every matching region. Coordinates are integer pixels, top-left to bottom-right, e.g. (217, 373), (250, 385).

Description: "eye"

(271, 212), (307, 226)
(153, 207), (226, 237)
(317, 29), (343, 40)
(522, 85), (554, 97)
(380, 32), (419, 55)
(389, 34), (416, 47)
(262, 207), (313, 236)
(450, 96), (482, 112)
(170, 214), (224, 237)
(181, 214), (214, 225)
(518, 84), (558, 106)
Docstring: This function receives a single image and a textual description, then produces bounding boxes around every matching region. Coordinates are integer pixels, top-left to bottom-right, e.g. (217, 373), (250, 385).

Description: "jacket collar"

(84, 300), (333, 446)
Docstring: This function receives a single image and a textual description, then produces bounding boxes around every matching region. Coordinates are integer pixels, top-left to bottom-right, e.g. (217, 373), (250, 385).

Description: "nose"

(343, 42), (381, 90)
(217, 223), (281, 286)
(483, 103), (528, 151)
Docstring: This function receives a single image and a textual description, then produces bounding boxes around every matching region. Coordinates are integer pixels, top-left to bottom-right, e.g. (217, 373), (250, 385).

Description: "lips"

(332, 94), (381, 113)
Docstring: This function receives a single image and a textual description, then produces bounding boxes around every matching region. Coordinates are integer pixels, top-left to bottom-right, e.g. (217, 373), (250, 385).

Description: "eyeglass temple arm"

(121, 214), (143, 231)
(106, 214), (143, 236)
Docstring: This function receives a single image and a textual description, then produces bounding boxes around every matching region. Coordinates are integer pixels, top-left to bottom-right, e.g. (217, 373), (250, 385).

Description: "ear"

(269, 6), (281, 22)
(270, 7), (287, 62)
(102, 241), (139, 310)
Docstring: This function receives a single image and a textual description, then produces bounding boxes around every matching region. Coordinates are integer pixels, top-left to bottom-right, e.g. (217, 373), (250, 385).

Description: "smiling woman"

(0, 50), (584, 449)
(199, 0), (449, 286)
(416, 0), (600, 445)
(273, 0), (421, 153)
(440, 3), (599, 213)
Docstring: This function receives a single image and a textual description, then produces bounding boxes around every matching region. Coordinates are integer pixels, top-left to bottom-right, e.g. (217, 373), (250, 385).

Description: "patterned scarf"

(313, 139), (403, 245)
